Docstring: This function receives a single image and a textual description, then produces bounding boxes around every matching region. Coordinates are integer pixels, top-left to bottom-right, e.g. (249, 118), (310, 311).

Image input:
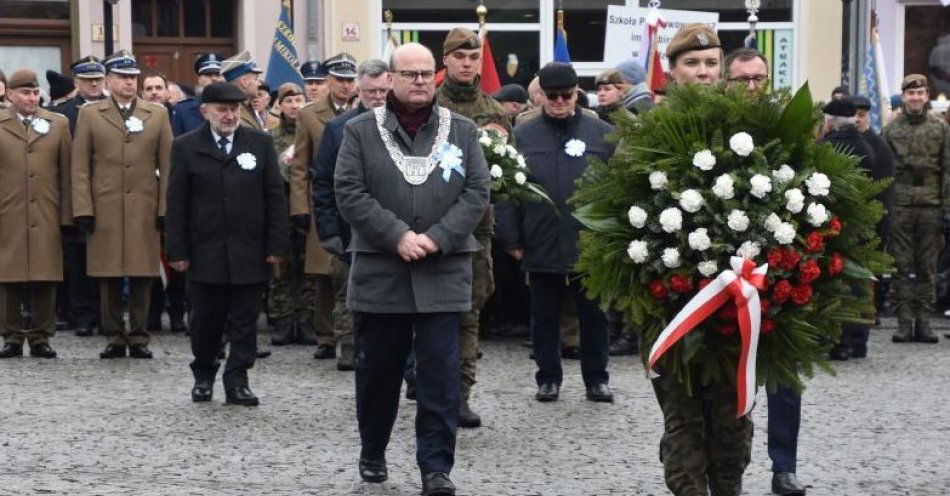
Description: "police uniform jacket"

(496, 108), (615, 274)
(71, 97), (172, 277)
(0, 107), (72, 282)
(334, 104), (490, 313)
(312, 103), (368, 251)
(51, 94), (93, 134)
(171, 97), (204, 136)
(165, 123), (289, 284)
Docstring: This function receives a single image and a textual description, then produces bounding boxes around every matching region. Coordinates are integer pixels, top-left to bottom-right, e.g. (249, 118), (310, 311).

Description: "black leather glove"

(320, 236), (344, 256)
(290, 214), (310, 234)
(74, 216), (95, 235)
(156, 216), (165, 232)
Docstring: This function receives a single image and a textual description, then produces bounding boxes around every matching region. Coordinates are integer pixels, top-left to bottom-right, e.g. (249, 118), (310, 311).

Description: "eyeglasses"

(396, 70), (436, 82)
(544, 90), (575, 101)
(727, 75), (769, 84)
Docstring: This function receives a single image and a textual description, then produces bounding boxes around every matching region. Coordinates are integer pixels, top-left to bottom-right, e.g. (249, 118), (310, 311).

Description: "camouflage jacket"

(882, 110), (950, 208)
(270, 117), (297, 183)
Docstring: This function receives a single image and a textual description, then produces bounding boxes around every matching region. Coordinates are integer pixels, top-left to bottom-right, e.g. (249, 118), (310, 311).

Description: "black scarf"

(386, 92), (433, 139)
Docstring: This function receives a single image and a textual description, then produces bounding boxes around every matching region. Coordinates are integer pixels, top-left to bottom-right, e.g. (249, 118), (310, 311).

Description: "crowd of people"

(1, 19), (949, 496)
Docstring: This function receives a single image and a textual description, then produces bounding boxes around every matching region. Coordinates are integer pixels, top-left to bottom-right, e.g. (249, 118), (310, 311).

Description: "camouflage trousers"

(329, 256), (353, 348)
(889, 206), (943, 316)
(651, 373), (753, 496)
(460, 236), (494, 401)
(267, 237), (319, 323)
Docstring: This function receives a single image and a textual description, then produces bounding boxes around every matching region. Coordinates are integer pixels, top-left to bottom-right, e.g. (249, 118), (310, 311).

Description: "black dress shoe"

(358, 457), (387, 483)
(561, 346), (581, 360)
(313, 343), (336, 359)
(225, 386), (259, 406)
(0, 343), (23, 358)
(535, 383), (559, 402)
(99, 344), (127, 359)
(191, 380), (213, 402)
(170, 322), (187, 333)
(336, 345), (354, 371)
(128, 345), (153, 359)
(405, 382), (417, 400)
(74, 326), (94, 337)
(55, 320), (70, 331)
(256, 349), (272, 359)
(609, 335), (638, 356)
(586, 383), (614, 403)
(29, 343), (57, 358)
(772, 472), (806, 495)
(422, 472), (456, 496)
(828, 345), (851, 361)
(458, 400), (482, 428)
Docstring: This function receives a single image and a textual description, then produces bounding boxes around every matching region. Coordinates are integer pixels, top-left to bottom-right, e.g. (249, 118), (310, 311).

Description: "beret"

(595, 69), (626, 86)
(538, 62), (578, 89)
(901, 74), (928, 91)
(666, 24), (721, 63)
(276, 82), (303, 102)
(443, 27), (481, 55)
(8, 69), (39, 89)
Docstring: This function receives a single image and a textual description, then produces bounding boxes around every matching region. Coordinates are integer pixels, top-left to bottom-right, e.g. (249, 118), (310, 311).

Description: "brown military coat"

(288, 95), (338, 275)
(72, 97), (172, 277)
(240, 101), (264, 131)
(0, 107), (72, 282)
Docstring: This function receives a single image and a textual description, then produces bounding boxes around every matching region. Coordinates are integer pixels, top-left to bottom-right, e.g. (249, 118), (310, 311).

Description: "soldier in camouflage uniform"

(267, 83), (318, 346)
(882, 74), (950, 344)
(435, 27), (511, 429)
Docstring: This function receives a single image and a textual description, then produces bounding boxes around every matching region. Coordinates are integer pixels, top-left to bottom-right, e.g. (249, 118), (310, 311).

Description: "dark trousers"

(355, 311), (460, 475)
(148, 270), (187, 327)
(767, 385), (801, 474)
(100, 277), (153, 346)
(0, 282), (56, 345)
(63, 241), (100, 328)
(528, 272), (609, 387)
(188, 281), (263, 389)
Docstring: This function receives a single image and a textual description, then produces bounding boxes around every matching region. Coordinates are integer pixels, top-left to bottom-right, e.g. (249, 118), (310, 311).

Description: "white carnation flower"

(784, 188), (805, 213)
(727, 209), (750, 232)
(763, 213), (782, 232)
(712, 174), (735, 199)
(805, 172), (831, 196)
(478, 133), (492, 146)
(516, 155), (527, 168)
(749, 174), (773, 199)
(729, 132), (755, 157)
(736, 241), (761, 259)
(773, 222), (797, 245)
(649, 171), (668, 190)
(661, 248), (681, 268)
(806, 202), (829, 226)
(490, 164), (503, 179)
(772, 164), (795, 184)
(627, 206), (648, 228)
(688, 228), (711, 252)
(692, 149), (716, 171)
(514, 171), (527, 185)
(505, 145), (518, 157)
(627, 240), (649, 263)
(658, 207), (683, 233)
(698, 260), (719, 277)
(493, 143), (507, 156)
(679, 189), (705, 213)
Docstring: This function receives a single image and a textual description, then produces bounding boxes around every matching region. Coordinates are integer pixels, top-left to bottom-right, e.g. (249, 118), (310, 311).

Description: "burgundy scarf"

(386, 92), (433, 139)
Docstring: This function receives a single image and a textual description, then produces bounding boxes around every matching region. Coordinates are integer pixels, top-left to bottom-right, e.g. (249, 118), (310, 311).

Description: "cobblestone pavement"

(1, 317), (949, 495)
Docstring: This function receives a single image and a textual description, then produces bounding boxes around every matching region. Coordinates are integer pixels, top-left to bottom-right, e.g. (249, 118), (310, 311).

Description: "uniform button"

(30, 198), (36, 204)
(126, 189), (131, 194)
(30, 223), (36, 228)
(29, 172), (35, 178)
(125, 164), (131, 168)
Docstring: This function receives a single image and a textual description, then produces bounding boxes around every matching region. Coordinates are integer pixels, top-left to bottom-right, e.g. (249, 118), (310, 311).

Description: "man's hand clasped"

(397, 231), (440, 262)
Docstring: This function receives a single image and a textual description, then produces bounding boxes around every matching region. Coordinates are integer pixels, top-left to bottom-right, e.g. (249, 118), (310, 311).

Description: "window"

(383, 0), (539, 24)
(639, 0), (792, 23)
(905, 6), (950, 98)
(0, 0), (69, 20)
(132, 0), (234, 39)
(557, 0), (627, 62)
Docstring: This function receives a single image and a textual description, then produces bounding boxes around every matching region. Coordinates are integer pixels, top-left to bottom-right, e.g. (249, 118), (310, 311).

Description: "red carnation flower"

(717, 302), (738, 321)
(698, 278), (713, 290)
(805, 231), (824, 253)
(772, 279), (794, 303)
(649, 280), (669, 300)
(781, 249), (802, 271)
(798, 259), (822, 284)
(828, 253), (845, 277)
(760, 299), (771, 316)
(827, 217), (842, 236)
(669, 273), (694, 293)
(791, 284), (813, 305)
(717, 323), (737, 336)
(767, 248), (784, 269)
(761, 319), (776, 335)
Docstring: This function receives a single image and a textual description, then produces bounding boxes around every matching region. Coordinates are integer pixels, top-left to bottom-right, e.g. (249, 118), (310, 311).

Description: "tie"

(218, 137), (229, 155)
(22, 118), (31, 129)
(120, 106), (131, 119)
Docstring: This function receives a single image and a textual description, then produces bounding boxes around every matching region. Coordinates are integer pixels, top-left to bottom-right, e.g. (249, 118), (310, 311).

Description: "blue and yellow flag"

(265, 0), (304, 89)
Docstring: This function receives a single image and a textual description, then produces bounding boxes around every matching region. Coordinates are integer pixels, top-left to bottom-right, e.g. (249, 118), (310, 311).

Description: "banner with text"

(604, 5), (719, 69)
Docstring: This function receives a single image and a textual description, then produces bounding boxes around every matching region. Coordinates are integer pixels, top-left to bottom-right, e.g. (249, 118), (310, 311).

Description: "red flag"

(645, 12), (668, 93)
(479, 31), (502, 93)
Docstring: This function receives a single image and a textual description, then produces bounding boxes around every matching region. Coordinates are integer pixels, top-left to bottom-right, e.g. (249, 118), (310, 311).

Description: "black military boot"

(458, 400), (482, 428)
(892, 308), (914, 343)
(296, 321), (319, 345)
(914, 316), (939, 343)
(609, 335), (638, 356)
(270, 318), (295, 346)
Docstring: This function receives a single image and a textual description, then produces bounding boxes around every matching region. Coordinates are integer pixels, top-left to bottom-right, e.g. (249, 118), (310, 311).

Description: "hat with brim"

(538, 62), (578, 89)
(200, 82), (248, 104)
(848, 96), (871, 111)
(71, 56), (106, 79)
(325, 52), (357, 78)
(104, 50), (141, 75)
(221, 51), (258, 82)
(195, 53), (223, 75)
(822, 98), (857, 117)
(300, 60), (328, 81)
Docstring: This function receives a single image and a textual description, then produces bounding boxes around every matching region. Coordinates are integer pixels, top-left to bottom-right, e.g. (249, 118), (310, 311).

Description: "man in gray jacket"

(334, 43), (489, 496)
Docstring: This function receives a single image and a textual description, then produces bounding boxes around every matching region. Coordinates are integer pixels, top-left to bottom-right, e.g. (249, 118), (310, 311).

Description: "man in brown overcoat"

(71, 50), (172, 359)
(0, 70), (72, 359)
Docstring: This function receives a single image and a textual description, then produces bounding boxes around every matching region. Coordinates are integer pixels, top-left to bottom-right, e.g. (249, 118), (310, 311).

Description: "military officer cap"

(104, 49), (141, 75)
(901, 74), (928, 92)
(666, 23), (721, 63)
(822, 98), (857, 117)
(849, 95), (872, 111)
(46, 70), (75, 101)
(221, 50), (259, 82)
(538, 62), (578, 89)
(493, 84), (528, 104)
(249, 61), (264, 74)
(324, 52), (357, 78)
(7, 69), (40, 89)
(201, 82), (248, 104)
(70, 55), (106, 79)
(443, 27), (481, 55)
(194, 53), (224, 75)
(300, 60), (328, 81)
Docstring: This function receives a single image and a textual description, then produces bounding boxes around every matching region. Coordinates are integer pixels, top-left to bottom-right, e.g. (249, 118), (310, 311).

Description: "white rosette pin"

(565, 138), (586, 157)
(32, 118), (50, 135)
(125, 116), (144, 134)
(236, 152), (257, 171)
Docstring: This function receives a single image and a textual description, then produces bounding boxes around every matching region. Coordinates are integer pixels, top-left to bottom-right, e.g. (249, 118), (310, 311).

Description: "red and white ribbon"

(648, 256), (768, 417)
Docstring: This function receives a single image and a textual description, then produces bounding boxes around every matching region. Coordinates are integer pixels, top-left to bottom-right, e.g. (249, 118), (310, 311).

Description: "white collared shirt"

(210, 128), (234, 155)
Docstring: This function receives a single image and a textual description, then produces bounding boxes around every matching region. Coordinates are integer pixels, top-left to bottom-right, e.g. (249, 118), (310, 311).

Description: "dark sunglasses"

(544, 90), (575, 101)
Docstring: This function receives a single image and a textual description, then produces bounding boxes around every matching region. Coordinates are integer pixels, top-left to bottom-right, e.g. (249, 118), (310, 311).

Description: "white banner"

(772, 29), (794, 89)
(603, 5), (719, 69)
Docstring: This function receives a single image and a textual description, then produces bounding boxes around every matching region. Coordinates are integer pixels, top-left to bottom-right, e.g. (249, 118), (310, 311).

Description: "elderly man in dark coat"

(165, 82), (288, 406)
(334, 43), (489, 496)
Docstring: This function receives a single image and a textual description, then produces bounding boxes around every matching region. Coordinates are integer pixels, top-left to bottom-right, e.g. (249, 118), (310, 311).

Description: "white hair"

(823, 114), (857, 130)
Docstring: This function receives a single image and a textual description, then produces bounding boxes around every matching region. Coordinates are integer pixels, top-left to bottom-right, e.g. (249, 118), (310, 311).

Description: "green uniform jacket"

(882, 110), (950, 210)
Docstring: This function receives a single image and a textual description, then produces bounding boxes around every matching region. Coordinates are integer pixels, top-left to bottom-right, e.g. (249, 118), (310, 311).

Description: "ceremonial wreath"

(572, 83), (891, 413)
(479, 128), (552, 204)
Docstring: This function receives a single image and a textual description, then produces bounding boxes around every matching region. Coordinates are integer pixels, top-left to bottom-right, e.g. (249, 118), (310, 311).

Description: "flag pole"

(557, 1), (564, 34)
(385, 9), (393, 40)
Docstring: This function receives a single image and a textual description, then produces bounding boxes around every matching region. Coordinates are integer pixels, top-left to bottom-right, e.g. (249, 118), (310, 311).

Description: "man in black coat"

(165, 82), (288, 406)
